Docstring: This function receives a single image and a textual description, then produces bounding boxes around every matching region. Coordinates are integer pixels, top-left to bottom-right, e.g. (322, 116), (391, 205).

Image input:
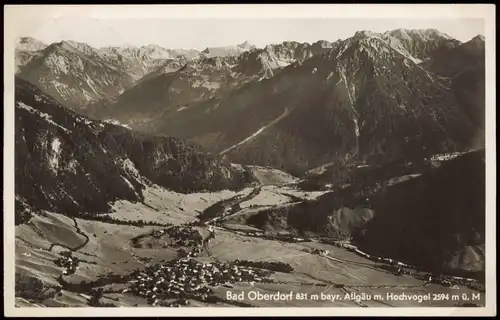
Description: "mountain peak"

(461, 34), (486, 51)
(312, 40), (335, 48)
(18, 36), (40, 44)
(16, 37), (47, 52)
(386, 28), (453, 41)
(353, 30), (381, 39)
(143, 44), (165, 50)
(471, 34), (485, 42)
(50, 40), (98, 57)
(52, 40), (75, 51)
(238, 40), (251, 47)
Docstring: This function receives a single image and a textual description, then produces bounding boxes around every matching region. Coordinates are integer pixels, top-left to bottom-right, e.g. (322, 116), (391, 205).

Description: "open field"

(239, 186), (295, 208)
(109, 185), (254, 225)
(246, 166), (299, 185)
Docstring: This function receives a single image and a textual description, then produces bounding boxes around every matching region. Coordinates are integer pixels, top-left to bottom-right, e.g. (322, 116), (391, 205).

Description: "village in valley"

(46, 213), (484, 308)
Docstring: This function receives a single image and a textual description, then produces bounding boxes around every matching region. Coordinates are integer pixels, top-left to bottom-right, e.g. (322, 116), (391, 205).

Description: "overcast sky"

(8, 5), (487, 50)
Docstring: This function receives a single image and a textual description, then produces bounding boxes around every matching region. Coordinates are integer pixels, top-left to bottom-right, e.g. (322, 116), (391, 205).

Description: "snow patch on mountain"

(49, 138), (62, 174)
(103, 119), (132, 129)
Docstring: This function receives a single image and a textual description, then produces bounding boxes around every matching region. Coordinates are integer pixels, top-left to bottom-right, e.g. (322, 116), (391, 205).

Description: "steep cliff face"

(15, 77), (255, 217)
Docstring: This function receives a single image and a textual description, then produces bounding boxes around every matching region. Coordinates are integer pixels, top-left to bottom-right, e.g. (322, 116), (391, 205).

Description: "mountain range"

(75, 28), (482, 175)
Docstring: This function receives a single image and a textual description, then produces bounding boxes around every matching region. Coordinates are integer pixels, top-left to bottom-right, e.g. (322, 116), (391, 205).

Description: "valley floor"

(15, 181), (485, 308)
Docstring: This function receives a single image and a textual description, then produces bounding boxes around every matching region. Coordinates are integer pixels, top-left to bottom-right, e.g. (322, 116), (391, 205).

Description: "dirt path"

(70, 217), (90, 251)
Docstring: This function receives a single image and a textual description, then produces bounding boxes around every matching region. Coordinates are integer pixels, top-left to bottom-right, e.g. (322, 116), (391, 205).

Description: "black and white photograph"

(4, 4), (496, 317)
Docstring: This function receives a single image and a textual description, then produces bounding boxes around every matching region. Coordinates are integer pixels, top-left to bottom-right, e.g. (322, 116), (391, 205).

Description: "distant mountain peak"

(142, 44), (167, 51)
(18, 36), (41, 44)
(385, 28), (453, 41)
(56, 40), (94, 52)
(470, 34), (485, 42)
(237, 40), (254, 49)
(312, 40), (336, 48)
(353, 30), (381, 39)
(460, 34), (486, 51)
(16, 37), (47, 52)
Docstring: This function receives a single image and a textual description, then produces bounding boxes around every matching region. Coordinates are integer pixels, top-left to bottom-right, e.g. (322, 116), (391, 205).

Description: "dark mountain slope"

(353, 149), (485, 276)
(243, 149), (485, 277)
(451, 67), (485, 131)
(424, 35), (486, 131)
(15, 77), (255, 217)
(423, 35), (485, 78)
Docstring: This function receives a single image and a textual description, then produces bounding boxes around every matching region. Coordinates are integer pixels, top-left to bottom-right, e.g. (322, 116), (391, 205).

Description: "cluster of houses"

(162, 226), (203, 247)
(301, 247), (329, 256)
(54, 251), (80, 275)
(124, 257), (273, 306)
(420, 273), (484, 291)
(162, 298), (191, 307)
(150, 226), (206, 259)
(177, 245), (203, 259)
(232, 230), (265, 237)
(427, 152), (464, 162)
(449, 276), (485, 292)
(424, 275), (453, 287)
